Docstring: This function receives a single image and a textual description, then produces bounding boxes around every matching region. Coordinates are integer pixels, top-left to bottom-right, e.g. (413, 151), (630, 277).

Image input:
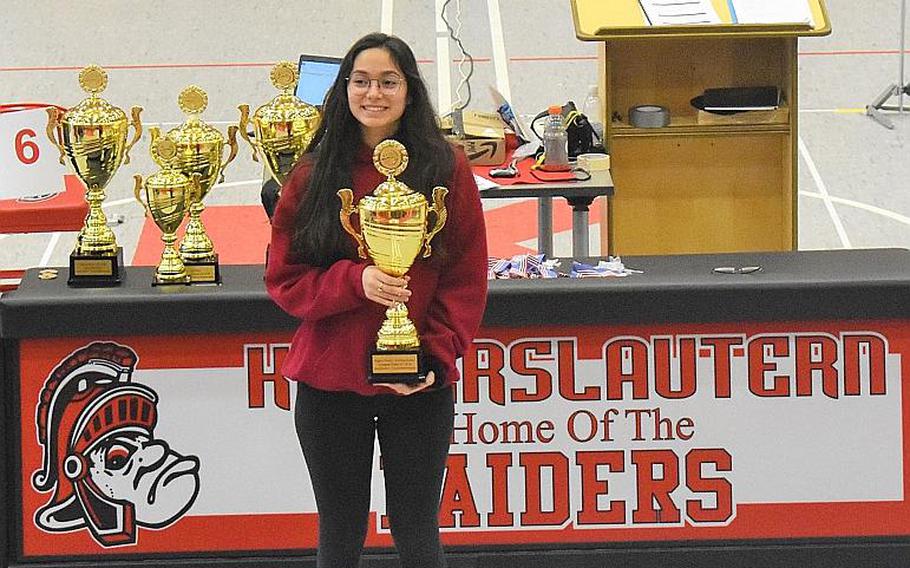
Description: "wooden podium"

(571, 0), (831, 255)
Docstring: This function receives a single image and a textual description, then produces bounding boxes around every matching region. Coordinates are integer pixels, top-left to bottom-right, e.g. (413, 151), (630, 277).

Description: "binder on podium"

(570, 0), (831, 255)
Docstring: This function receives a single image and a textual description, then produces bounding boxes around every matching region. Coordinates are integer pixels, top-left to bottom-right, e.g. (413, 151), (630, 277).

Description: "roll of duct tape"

(576, 153), (611, 171)
(629, 105), (670, 128)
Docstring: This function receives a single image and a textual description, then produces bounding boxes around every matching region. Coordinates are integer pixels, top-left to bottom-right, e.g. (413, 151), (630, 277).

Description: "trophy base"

(184, 255), (221, 285)
(368, 349), (430, 385)
(152, 274), (191, 287)
(68, 248), (123, 287)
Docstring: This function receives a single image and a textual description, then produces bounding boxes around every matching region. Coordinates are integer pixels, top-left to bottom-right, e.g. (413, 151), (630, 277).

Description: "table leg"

(572, 208), (589, 258)
(607, 195), (614, 256)
(566, 197), (595, 258)
(538, 196), (553, 257)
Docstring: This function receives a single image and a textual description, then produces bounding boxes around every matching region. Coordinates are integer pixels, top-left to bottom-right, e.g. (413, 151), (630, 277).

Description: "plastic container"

(541, 105), (570, 171)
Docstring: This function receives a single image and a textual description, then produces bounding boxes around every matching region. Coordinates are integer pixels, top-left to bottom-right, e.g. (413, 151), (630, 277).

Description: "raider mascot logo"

(31, 341), (201, 547)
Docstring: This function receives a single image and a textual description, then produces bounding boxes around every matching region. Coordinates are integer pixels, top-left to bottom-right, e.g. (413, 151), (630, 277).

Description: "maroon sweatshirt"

(265, 144), (488, 395)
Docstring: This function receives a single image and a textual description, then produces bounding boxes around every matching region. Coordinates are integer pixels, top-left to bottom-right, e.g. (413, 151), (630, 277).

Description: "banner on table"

(17, 320), (909, 556)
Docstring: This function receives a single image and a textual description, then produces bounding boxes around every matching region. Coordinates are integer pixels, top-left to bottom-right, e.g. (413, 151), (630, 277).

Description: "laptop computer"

(295, 54), (343, 107)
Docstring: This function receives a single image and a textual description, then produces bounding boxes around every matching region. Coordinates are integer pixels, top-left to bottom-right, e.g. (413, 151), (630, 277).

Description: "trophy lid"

(150, 137), (180, 166)
(270, 61), (298, 93)
(254, 62), (321, 124)
(146, 167), (191, 191)
(373, 139), (409, 178)
(167, 86), (224, 145)
(370, 140), (413, 198)
(253, 93), (321, 123)
(80, 65), (108, 94)
(178, 85), (208, 115)
(147, 139), (190, 189)
(155, 137), (178, 161)
(62, 65), (128, 126)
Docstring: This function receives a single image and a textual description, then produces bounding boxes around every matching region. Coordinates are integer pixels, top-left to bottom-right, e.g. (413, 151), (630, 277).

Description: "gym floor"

(1, 0), (908, 272)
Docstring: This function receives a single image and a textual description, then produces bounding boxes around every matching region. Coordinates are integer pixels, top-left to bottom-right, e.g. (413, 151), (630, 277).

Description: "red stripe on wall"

(2, 49), (900, 74)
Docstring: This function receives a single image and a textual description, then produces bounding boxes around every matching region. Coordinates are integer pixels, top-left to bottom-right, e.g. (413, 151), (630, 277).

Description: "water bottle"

(582, 84), (604, 142)
(541, 105), (570, 171)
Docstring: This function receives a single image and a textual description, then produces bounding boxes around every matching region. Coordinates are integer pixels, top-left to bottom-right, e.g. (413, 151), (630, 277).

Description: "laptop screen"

(295, 54), (343, 106)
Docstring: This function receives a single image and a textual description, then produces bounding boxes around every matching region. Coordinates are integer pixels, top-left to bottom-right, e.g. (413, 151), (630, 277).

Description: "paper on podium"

(637, 0), (721, 25)
(730, 0), (815, 27)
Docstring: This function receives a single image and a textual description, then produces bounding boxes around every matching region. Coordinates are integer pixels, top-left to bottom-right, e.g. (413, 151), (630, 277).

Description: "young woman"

(265, 33), (488, 568)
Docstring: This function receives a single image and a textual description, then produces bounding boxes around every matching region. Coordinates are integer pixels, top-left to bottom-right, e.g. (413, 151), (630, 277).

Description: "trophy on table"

(133, 138), (200, 286)
(45, 65), (142, 286)
(337, 140), (448, 384)
(149, 86), (238, 284)
(238, 61), (321, 185)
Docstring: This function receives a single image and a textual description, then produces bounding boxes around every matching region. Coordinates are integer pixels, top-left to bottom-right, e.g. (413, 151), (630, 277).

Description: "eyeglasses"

(346, 72), (404, 95)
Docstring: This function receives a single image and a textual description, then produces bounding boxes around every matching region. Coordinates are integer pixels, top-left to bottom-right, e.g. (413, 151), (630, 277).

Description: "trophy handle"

(133, 174), (150, 218)
(337, 188), (368, 260)
(422, 186), (449, 258)
(237, 104), (260, 163)
(44, 107), (66, 165)
(123, 106), (144, 165)
(219, 125), (239, 183)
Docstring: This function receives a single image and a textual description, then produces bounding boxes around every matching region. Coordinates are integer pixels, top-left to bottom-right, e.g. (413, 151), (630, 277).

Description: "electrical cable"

(451, 0), (469, 108)
(440, 0), (474, 111)
(529, 168), (591, 183)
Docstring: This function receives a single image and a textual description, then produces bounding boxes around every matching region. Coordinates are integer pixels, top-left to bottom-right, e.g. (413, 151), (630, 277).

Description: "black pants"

(295, 382), (454, 568)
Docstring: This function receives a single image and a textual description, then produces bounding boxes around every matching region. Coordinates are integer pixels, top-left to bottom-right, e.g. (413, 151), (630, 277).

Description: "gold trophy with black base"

(338, 140), (448, 384)
(45, 65), (142, 286)
(238, 61), (321, 185)
(133, 138), (200, 286)
(150, 86), (238, 284)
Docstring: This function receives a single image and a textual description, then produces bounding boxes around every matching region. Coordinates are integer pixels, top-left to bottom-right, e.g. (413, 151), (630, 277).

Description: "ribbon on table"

(570, 258), (642, 278)
(487, 254), (561, 279)
(488, 255), (642, 279)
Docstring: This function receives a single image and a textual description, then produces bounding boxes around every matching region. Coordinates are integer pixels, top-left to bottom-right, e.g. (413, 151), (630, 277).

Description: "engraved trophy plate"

(338, 140), (449, 384)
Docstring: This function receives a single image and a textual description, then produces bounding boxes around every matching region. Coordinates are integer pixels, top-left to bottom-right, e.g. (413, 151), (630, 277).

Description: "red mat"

(132, 205), (272, 266)
(131, 199), (603, 266)
(474, 158), (582, 186)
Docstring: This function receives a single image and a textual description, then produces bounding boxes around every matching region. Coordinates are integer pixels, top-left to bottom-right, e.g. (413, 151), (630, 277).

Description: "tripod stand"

(867, 0), (909, 129)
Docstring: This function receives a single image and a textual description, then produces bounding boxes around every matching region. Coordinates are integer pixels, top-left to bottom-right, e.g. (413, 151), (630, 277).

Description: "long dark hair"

(290, 32), (454, 267)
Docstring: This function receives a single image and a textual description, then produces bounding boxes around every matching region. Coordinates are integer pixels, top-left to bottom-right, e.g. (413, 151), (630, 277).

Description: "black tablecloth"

(2, 248), (909, 339)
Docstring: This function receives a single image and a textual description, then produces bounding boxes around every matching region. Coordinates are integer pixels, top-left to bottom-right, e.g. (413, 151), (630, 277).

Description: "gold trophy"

(238, 61), (321, 185)
(133, 138), (200, 286)
(338, 140), (448, 384)
(149, 86), (238, 284)
(45, 65), (142, 286)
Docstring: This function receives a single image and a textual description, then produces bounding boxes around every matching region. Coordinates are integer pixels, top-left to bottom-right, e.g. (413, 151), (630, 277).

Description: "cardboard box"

(450, 136), (507, 166)
(442, 110), (507, 166)
(460, 110), (505, 138)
